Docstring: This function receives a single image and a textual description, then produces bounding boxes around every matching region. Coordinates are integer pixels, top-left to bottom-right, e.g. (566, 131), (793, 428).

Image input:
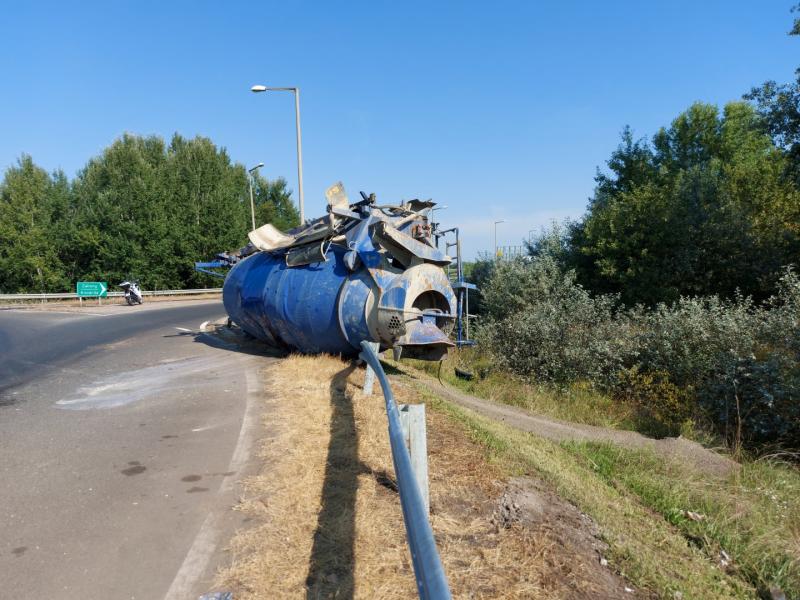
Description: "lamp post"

(430, 204), (449, 221)
(250, 84), (305, 224)
(494, 220), (505, 260)
(429, 204), (448, 249)
(248, 162), (264, 231)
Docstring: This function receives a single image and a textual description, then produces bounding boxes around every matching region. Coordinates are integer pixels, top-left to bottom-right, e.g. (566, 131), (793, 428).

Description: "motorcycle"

(119, 281), (143, 306)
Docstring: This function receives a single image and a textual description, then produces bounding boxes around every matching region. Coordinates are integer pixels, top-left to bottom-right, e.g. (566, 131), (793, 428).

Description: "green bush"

(479, 257), (800, 450)
(615, 367), (696, 438)
(478, 257), (634, 386)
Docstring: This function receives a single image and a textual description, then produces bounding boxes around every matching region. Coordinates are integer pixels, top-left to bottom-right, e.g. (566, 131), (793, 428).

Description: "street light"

(248, 162), (264, 231)
(429, 205), (449, 249)
(250, 84), (305, 224)
(494, 220), (505, 260)
(430, 204), (449, 223)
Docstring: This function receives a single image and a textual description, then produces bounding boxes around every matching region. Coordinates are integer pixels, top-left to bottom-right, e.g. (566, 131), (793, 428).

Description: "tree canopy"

(0, 133), (299, 293)
(569, 102), (800, 305)
(560, 6), (800, 306)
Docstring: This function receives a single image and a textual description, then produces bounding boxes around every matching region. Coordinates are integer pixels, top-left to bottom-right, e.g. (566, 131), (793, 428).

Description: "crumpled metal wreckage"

(217, 182), (458, 361)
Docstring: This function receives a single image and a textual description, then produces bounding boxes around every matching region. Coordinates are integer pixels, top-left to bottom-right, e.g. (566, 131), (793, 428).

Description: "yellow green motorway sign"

(76, 281), (108, 298)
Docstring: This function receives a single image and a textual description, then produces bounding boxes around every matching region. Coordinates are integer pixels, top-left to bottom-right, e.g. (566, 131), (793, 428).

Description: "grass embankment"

(567, 443), (800, 598)
(412, 374), (800, 599)
(404, 348), (639, 431)
(217, 354), (586, 599)
(219, 351), (798, 598)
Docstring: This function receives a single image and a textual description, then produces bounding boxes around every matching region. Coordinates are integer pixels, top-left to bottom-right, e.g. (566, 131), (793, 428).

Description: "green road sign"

(77, 281), (108, 298)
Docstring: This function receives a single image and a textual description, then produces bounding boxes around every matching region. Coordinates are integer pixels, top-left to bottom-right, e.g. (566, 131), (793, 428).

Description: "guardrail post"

(399, 404), (430, 514)
(362, 341), (380, 396)
(358, 341), (451, 599)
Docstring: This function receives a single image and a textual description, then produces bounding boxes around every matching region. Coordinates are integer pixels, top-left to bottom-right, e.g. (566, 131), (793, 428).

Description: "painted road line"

(162, 363), (261, 600)
(2, 309), (112, 317)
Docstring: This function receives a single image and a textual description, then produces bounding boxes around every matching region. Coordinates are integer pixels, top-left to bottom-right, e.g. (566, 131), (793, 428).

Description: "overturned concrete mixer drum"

(221, 183), (457, 360)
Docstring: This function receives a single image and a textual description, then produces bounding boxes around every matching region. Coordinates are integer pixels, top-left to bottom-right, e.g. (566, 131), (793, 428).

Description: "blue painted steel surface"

(193, 260), (228, 278)
(223, 245), (367, 355)
(359, 341), (452, 600)
(218, 188), (459, 359)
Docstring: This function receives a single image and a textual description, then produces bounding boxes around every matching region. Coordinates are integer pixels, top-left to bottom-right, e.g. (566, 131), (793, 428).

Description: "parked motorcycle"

(119, 281), (143, 306)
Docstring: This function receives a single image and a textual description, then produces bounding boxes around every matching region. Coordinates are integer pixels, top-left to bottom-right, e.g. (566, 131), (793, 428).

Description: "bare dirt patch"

(216, 353), (642, 599)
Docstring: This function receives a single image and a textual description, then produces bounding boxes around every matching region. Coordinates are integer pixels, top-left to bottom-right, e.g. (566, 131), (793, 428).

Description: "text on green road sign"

(76, 281), (108, 298)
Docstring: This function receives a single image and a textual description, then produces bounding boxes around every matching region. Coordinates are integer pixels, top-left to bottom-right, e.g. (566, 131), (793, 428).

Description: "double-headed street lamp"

(248, 162), (264, 231)
(250, 84), (305, 224)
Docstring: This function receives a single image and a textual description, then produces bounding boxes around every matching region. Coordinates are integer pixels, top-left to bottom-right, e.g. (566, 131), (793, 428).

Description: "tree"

(745, 4), (800, 184)
(572, 102), (800, 305)
(0, 156), (68, 293)
(0, 133), (301, 293)
(251, 173), (299, 232)
(69, 134), (170, 288)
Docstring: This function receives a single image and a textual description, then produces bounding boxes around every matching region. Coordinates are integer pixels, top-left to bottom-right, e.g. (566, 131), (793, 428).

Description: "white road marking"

(175, 327), (192, 332)
(1, 309), (111, 317)
(163, 364), (261, 600)
(190, 425), (217, 433)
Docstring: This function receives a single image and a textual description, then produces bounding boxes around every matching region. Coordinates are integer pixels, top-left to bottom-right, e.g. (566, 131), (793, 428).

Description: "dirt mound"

(494, 477), (649, 599)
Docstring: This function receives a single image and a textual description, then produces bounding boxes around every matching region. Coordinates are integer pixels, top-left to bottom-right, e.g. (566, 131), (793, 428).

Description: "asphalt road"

(0, 300), (270, 600)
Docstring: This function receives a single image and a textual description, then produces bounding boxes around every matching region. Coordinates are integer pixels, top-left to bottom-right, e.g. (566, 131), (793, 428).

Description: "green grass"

(399, 348), (725, 445)
(421, 388), (799, 599)
(399, 348), (637, 430)
(564, 442), (800, 599)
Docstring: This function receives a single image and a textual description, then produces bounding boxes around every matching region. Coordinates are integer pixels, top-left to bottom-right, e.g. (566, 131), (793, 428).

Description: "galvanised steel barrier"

(0, 288), (222, 301)
(359, 341), (451, 600)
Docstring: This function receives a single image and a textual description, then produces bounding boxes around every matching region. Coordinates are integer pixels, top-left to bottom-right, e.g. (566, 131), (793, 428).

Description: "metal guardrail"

(359, 341), (451, 600)
(0, 288), (222, 301)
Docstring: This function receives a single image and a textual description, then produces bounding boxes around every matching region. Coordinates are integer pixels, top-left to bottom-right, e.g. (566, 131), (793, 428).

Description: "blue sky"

(1, 1), (797, 258)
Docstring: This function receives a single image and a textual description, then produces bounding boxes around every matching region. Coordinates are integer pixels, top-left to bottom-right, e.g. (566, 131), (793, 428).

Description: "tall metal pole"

(248, 173), (256, 231)
(248, 163), (263, 232)
(250, 85), (304, 224)
(494, 220), (504, 260)
(293, 88), (305, 224)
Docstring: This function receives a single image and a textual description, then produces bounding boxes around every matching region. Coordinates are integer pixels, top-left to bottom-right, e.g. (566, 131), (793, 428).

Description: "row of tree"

(525, 12), (800, 306)
(463, 7), (800, 311)
(567, 100), (800, 305)
(0, 134), (299, 293)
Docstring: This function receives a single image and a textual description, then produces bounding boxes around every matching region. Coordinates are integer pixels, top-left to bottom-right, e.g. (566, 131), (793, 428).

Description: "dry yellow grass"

(216, 353), (622, 599)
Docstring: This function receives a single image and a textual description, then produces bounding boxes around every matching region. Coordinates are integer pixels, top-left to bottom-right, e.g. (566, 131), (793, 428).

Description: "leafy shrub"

(478, 257), (634, 386)
(697, 270), (800, 448)
(615, 367), (696, 438)
(632, 294), (760, 388)
(479, 258), (800, 450)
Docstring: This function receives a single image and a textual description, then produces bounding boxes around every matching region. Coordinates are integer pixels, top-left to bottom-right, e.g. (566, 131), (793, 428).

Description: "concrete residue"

(55, 356), (221, 410)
